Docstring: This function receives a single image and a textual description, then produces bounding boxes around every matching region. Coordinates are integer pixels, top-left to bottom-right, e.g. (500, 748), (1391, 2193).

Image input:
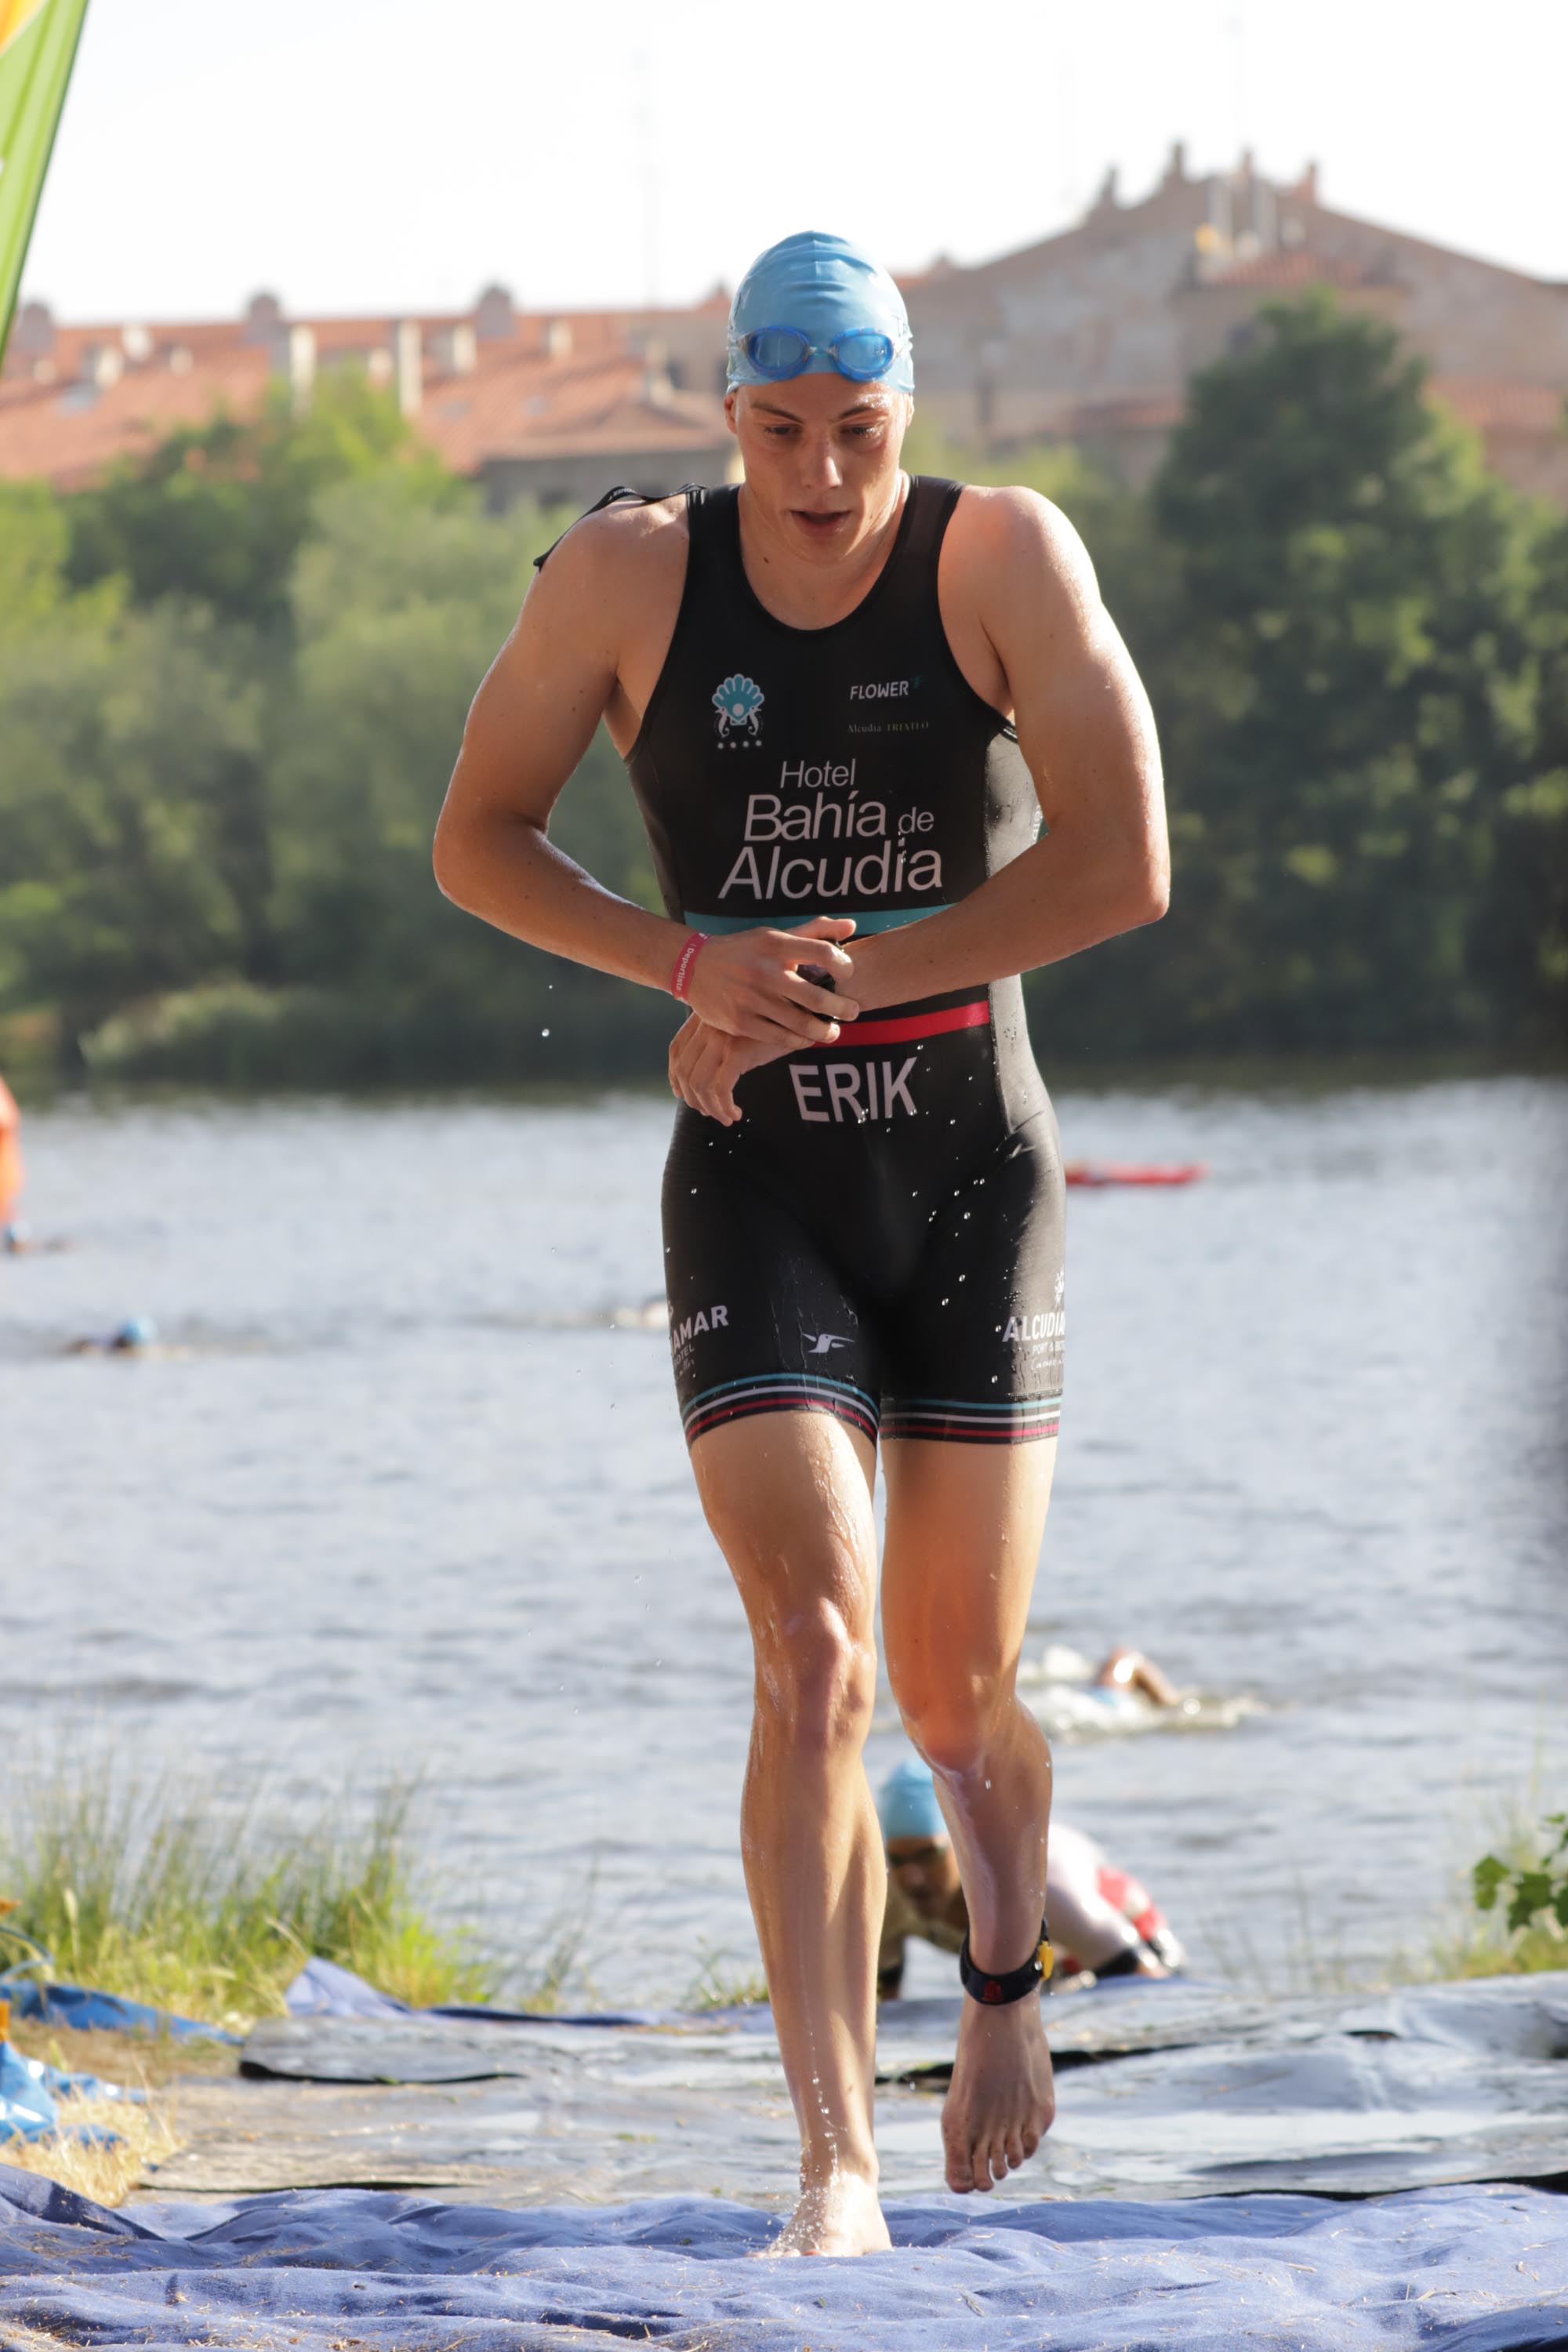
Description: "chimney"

(283, 323), (316, 413)
(265, 321), (314, 407)
(391, 319), (423, 417)
(474, 283), (516, 340)
(429, 322), (476, 374)
(12, 299), (56, 361)
(1162, 140), (1188, 188)
(78, 340), (124, 390)
(243, 290), (284, 344)
(1091, 164), (1120, 213)
(1297, 160), (1320, 205)
(1251, 176), (1278, 249)
(638, 338), (671, 400)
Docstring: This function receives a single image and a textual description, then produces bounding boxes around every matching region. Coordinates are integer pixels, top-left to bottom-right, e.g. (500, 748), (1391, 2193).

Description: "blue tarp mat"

(0, 2172), (1563, 2349)
(8, 1978), (241, 2044)
(0, 2041), (133, 2144)
(284, 1952), (691, 2027)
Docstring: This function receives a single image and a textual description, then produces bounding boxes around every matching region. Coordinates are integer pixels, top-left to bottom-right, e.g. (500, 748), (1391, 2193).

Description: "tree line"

(0, 292), (1563, 1091)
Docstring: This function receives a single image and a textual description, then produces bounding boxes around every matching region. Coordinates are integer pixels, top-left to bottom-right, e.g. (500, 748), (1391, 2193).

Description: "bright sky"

(22, 0), (1568, 325)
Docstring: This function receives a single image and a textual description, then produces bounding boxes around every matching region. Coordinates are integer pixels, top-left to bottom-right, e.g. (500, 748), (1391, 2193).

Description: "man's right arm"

(432, 513), (684, 992)
(432, 514), (856, 1045)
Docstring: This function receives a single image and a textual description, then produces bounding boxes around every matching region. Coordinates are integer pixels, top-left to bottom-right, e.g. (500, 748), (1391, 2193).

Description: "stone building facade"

(905, 148), (1568, 504)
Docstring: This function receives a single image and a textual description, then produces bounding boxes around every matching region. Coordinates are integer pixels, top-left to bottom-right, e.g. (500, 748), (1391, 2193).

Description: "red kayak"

(1065, 1162), (1207, 1189)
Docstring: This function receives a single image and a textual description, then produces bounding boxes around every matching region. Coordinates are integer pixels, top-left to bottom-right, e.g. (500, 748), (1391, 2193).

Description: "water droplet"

(541, 1027), (550, 1037)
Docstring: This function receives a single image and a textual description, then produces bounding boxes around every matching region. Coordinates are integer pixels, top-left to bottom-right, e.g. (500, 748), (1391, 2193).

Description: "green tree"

(63, 373), (443, 629)
(0, 599), (260, 1036)
(266, 473), (542, 996)
(1138, 291), (1544, 1051)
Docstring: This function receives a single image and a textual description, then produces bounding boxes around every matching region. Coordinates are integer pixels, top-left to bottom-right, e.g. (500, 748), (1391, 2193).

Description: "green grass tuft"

(0, 1757), (497, 2033)
(682, 1941), (769, 2011)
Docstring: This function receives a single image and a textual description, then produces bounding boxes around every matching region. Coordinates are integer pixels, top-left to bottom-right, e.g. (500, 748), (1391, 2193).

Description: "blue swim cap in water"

(877, 1759), (947, 1843)
(728, 230), (913, 395)
(115, 1314), (158, 1348)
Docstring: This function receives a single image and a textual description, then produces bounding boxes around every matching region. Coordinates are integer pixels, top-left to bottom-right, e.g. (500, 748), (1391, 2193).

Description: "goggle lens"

(830, 330), (896, 382)
(744, 327), (812, 378)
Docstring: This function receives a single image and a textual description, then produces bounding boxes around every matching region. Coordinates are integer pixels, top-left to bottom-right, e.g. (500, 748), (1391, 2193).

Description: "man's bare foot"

(942, 1994), (1055, 2193)
(761, 2170), (891, 2258)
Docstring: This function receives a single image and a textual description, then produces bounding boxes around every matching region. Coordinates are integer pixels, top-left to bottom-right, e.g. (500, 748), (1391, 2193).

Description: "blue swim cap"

(116, 1314), (158, 1348)
(877, 1759), (947, 1843)
(728, 230), (913, 394)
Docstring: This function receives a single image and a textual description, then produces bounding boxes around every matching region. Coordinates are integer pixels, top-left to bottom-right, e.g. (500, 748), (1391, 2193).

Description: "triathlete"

(434, 230), (1167, 2256)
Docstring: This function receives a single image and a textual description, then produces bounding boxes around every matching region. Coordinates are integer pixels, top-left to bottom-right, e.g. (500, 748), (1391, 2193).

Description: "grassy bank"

(3, 1759), (1559, 2042)
(0, 1762), (496, 2034)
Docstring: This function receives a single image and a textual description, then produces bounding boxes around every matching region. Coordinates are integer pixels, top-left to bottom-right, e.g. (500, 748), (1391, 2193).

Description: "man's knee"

(891, 1667), (1010, 1779)
(753, 1596), (877, 1755)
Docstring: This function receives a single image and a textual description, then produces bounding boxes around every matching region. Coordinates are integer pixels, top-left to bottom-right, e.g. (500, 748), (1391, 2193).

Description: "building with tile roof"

(4, 156), (1565, 510)
(904, 147), (1568, 504)
(0, 282), (736, 509)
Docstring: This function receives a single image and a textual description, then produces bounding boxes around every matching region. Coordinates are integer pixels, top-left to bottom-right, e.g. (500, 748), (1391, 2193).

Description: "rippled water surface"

(4, 1075), (1565, 2002)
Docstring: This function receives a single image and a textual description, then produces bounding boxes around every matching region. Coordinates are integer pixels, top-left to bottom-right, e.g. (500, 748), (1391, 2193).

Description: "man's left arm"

(848, 487), (1167, 1015)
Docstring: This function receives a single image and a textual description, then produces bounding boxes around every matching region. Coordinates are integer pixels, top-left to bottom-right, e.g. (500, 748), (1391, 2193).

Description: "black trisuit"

(572, 475), (1065, 1450)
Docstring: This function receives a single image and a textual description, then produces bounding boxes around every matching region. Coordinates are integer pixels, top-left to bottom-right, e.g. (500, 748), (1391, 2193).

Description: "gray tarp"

(196, 1973), (1568, 2205)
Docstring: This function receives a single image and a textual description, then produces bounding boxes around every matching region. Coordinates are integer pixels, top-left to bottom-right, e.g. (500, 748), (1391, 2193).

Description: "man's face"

(886, 1835), (962, 1916)
(726, 374), (910, 563)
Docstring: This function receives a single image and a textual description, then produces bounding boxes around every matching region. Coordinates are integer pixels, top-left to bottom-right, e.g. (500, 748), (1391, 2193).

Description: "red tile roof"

(0, 304), (730, 492)
(1428, 376), (1568, 434)
(1200, 250), (1379, 290)
(419, 350), (727, 474)
(0, 345), (273, 492)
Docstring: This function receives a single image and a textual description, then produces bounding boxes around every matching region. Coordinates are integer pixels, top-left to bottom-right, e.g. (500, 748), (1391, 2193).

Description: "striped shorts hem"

(881, 1394), (1062, 1444)
(681, 1374), (880, 1449)
(681, 1378), (1060, 1449)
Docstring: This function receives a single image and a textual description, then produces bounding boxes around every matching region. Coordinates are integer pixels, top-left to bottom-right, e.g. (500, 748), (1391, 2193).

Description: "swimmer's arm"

(434, 514), (855, 1044)
(847, 489), (1168, 1014)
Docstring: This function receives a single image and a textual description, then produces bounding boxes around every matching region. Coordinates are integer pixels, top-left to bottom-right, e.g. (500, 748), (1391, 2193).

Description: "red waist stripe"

(814, 1000), (991, 1050)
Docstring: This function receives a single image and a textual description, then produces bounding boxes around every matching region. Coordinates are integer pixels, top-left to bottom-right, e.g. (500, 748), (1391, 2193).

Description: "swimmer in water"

(876, 1759), (1185, 1998)
(1092, 1643), (1181, 1705)
(67, 1316), (158, 1356)
(434, 230), (1167, 2254)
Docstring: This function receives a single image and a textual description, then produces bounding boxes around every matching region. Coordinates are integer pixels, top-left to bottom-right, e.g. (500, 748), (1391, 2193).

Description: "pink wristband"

(670, 930), (709, 1001)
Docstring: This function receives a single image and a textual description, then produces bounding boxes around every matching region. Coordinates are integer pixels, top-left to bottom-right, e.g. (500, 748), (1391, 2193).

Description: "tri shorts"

(662, 1100), (1066, 1449)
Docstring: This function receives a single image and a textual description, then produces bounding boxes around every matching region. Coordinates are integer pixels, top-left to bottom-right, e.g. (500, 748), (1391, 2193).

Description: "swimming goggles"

(730, 325), (912, 383)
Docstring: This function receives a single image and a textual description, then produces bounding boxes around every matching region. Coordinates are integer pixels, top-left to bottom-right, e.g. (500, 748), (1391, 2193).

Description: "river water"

(3, 1073), (1564, 2005)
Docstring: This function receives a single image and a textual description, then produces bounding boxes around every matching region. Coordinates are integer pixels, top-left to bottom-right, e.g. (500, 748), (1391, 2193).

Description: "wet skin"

(694, 1411), (1058, 2250)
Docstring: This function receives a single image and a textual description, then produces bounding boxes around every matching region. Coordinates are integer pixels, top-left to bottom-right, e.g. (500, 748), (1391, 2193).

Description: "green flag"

(0, 0), (90, 364)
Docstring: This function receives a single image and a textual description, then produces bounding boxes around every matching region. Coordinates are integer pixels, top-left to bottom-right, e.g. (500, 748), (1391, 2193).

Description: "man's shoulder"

(948, 481), (1090, 571)
(542, 492), (691, 590)
(945, 480), (1100, 625)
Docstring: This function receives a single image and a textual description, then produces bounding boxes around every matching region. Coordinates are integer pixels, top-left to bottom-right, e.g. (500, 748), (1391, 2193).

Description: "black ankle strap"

(958, 1920), (1054, 2005)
